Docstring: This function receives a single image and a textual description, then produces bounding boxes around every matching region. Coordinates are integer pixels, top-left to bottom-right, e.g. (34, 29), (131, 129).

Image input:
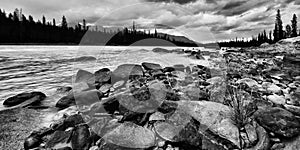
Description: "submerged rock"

(254, 107), (300, 138)
(142, 62), (162, 70)
(3, 91), (46, 107)
(56, 93), (76, 109)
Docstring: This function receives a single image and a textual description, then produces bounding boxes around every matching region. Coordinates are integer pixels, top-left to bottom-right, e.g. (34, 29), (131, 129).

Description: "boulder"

(262, 82), (282, 94)
(163, 67), (175, 73)
(154, 110), (192, 142)
(99, 84), (112, 94)
(111, 64), (143, 81)
(157, 100), (178, 114)
(182, 86), (202, 100)
(142, 62), (162, 70)
(209, 85), (226, 103)
(177, 101), (240, 149)
(283, 135), (300, 150)
(236, 78), (259, 88)
(71, 124), (91, 150)
(56, 90), (102, 109)
(24, 135), (42, 150)
(56, 86), (72, 93)
(75, 69), (95, 85)
(94, 68), (111, 84)
(284, 104), (300, 116)
(206, 76), (223, 85)
(149, 112), (165, 121)
(267, 94), (286, 105)
(243, 123), (258, 148)
(45, 130), (73, 149)
(254, 107), (300, 138)
(103, 122), (155, 149)
(173, 64), (185, 72)
(74, 90), (103, 107)
(56, 93), (76, 109)
(3, 91), (46, 107)
(245, 124), (270, 150)
(117, 81), (166, 113)
(112, 80), (125, 89)
(54, 114), (85, 131)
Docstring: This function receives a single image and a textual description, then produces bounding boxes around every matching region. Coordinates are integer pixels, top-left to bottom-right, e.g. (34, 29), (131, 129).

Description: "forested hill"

(0, 9), (197, 46)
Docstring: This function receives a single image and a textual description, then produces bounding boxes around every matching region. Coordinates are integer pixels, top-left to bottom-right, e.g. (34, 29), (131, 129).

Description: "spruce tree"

(286, 24), (292, 38)
(42, 15), (46, 25)
(291, 14), (298, 37)
(53, 18), (56, 26)
(83, 19), (86, 30)
(274, 9), (283, 41)
(61, 16), (68, 29)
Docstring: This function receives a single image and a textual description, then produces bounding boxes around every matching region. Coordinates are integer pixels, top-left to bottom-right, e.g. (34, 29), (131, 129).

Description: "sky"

(1, 0), (300, 43)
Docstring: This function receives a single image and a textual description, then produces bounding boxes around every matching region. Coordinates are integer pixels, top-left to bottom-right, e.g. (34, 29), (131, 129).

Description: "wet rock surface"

(3, 91), (46, 107)
(4, 38), (300, 150)
(254, 107), (300, 138)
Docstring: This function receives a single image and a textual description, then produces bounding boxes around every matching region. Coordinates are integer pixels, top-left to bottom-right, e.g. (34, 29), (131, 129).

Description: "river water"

(0, 45), (214, 128)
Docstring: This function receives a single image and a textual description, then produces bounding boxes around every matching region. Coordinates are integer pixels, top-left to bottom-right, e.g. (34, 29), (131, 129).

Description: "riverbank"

(1, 37), (300, 150)
(0, 108), (41, 149)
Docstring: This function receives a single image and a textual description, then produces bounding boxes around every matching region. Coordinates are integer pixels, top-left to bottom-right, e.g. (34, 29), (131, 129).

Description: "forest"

(218, 10), (300, 47)
(0, 8), (197, 46)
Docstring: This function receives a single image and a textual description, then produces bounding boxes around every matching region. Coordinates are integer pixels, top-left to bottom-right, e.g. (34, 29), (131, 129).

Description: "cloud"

(222, 1), (246, 10)
(0, 0), (299, 42)
(154, 24), (175, 29)
(144, 0), (197, 4)
(217, 0), (269, 16)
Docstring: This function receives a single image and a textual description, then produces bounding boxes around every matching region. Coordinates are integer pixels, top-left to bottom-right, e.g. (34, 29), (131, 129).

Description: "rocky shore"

(1, 37), (300, 150)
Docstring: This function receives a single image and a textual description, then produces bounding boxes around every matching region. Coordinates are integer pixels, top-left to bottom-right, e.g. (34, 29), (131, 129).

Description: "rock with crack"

(176, 100), (241, 149)
(102, 122), (156, 149)
(254, 107), (300, 138)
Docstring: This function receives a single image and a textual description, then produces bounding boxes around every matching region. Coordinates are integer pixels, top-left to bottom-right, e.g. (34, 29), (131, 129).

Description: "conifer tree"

(42, 15), (46, 25)
(274, 9), (283, 41)
(286, 24), (292, 38)
(291, 14), (298, 37)
(61, 15), (68, 29)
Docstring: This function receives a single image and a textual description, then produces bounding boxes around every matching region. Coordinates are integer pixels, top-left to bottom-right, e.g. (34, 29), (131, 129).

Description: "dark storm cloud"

(222, 1), (246, 10)
(154, 24), (174, 29)
(258, 21), (274, 26)
(145, 0), (197, 4)
(247, 14), (270, 22)
(234, 28), (254, 32)
(204, 0), (218, 4)
(211, 24), (240, 33)
(216, 0), (269, 16)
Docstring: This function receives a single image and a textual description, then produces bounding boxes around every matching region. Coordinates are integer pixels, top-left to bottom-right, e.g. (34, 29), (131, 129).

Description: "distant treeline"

(218, 9), (300, 47)
(0, 8), (197, 46)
